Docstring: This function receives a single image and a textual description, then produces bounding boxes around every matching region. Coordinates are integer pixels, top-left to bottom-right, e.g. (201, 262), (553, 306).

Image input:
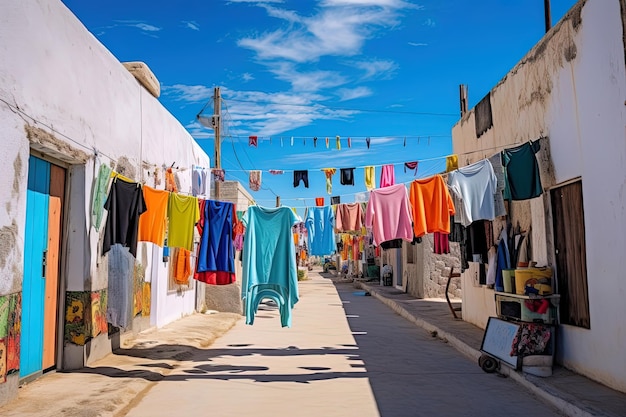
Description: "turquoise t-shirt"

(305, 206), (336, 256)
(241, 206), (299, 327)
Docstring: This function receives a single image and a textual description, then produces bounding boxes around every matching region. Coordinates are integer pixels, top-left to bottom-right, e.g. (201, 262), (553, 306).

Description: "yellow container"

(502, 269), (516, 293)
(515, 267), (553, 295)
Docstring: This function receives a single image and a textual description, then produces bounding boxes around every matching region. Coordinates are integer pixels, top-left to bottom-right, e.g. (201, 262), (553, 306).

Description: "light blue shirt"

(305, 206), (336, 256)
(241, 206), (299, 327)
(448, 159), (498, 223)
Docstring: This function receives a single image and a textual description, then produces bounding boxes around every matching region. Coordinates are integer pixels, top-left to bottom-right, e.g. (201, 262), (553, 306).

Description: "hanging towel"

(165, 167), (178, 192)
(92, 162), (112, 231)
(446, 155), (459, 172)
(315, 197), (325, 207)
(404, 161), (418, 176)
(330, 196), (341, 205)
(364, 166), (375, 190)
(340, 168), (355, 186)
(321, 168), (337, 195)
(174, 248), (192, 285)
(192, 167), (207, 196)
(433, 232), (450, 254)
(248, 136), (258, 147)
(336, 136), (341, 150)
(380, 164), (396, 188)
(249, 170), (262, 191)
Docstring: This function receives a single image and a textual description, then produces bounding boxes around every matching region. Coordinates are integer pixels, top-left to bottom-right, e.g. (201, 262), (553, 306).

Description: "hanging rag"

(314, 137), (318, 147)
(340, 168), (355, 186)
(331, 196), (341, 205)
(404, 161), (418, 176)
(446, 154), (459, 172)
(364, 166), (375, 190)
(249, 170), (262, 191)
(269, 169), (284, 175)
(211, 168), (225, 182)
(325, 137), (329, 148)
(249, 136), (258, 147)
(92, 162), (112, 230)
(336, 136), (341, 150)
(174, 248), (192, 285)
(348, 137), (351, 148)
(315, 197), (325, 207)
(433, 232), (450, 254)
(165, 167), (178, 192)
(366, 137), (371, 149)
(379, 164), (396, 188)
(322, 168), (336, 195)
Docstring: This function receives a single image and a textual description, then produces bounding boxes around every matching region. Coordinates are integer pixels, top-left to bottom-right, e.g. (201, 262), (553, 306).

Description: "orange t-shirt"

(409, 175), (455, 237)
(138, 186), (169, 246)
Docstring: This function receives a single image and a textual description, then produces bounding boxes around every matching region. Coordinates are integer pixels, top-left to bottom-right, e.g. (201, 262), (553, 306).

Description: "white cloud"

(163, 84), (214, 103)
(321, 0), (421, 8)
(114, 20), (161, 32)
(423, 18), (435, 27)
(337, 86), (372, 101)
(408, 42), (427, 46)
(237, 5), (405, 63)
(351, 59), (397, 79)
(269, 62), (347, 91)
(242, 73), (255, 82)
(182, 21), (200, 31)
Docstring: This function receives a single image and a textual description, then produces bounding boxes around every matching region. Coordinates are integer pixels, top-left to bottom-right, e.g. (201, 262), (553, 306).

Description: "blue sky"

(62, 0), (577, 215)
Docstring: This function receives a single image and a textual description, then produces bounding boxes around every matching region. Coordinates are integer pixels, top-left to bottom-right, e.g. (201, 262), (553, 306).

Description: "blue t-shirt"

(196, 200), (235, 275)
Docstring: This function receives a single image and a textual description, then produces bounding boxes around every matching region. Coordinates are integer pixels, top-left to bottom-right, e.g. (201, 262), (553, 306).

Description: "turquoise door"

(20, 155), (50, 378)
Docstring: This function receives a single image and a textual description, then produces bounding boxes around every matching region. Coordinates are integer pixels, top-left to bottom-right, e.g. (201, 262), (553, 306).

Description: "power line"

(224, 97), (458, 117)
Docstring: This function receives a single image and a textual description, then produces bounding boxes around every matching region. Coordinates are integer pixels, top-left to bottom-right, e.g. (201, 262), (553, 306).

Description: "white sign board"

(481, 317), (520, 368)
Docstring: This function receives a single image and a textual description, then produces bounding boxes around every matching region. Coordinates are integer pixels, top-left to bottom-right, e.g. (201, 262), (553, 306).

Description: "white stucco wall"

(546, 0), (626, 392)
(0, 0), (210, 393)
(451, 0), (626, 392)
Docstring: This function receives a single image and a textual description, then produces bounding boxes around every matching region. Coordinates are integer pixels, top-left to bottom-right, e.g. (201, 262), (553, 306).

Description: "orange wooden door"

(42, 164), (65, 370)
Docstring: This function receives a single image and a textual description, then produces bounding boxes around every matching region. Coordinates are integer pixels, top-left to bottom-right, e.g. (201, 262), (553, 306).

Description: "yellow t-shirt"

(167, 193), (200, 251)
(138, 186), (169, 246)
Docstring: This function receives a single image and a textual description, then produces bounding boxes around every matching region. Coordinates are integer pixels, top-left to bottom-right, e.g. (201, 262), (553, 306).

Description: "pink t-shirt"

(365, 183), (413, 246)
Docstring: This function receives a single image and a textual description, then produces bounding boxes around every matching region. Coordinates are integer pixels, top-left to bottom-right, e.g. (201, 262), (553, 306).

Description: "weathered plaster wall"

(0, 0), (211, 402)
(451, 0), (626, 392)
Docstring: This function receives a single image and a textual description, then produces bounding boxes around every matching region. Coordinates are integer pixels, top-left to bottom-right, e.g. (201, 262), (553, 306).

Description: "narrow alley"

(0, 270), (564, 417)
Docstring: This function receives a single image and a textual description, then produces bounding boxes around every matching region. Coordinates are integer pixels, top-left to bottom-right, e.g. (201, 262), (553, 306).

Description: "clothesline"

(222, 154), (449, 173)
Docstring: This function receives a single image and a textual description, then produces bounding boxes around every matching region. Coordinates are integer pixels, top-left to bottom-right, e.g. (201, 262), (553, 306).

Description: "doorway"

(20, 155), (65, 380)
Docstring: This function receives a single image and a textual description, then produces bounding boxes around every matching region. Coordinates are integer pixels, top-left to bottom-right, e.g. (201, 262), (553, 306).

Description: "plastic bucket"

(515, 267), (553, 295)
(502, 269), (516, 293)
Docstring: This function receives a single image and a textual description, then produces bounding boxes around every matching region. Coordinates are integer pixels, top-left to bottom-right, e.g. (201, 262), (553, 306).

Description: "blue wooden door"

(20, 155), (50, 378)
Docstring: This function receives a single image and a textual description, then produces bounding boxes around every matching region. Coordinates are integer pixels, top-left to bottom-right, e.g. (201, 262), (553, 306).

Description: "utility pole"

(214, 87), (221, 200)
(544, 0), (552, 33)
